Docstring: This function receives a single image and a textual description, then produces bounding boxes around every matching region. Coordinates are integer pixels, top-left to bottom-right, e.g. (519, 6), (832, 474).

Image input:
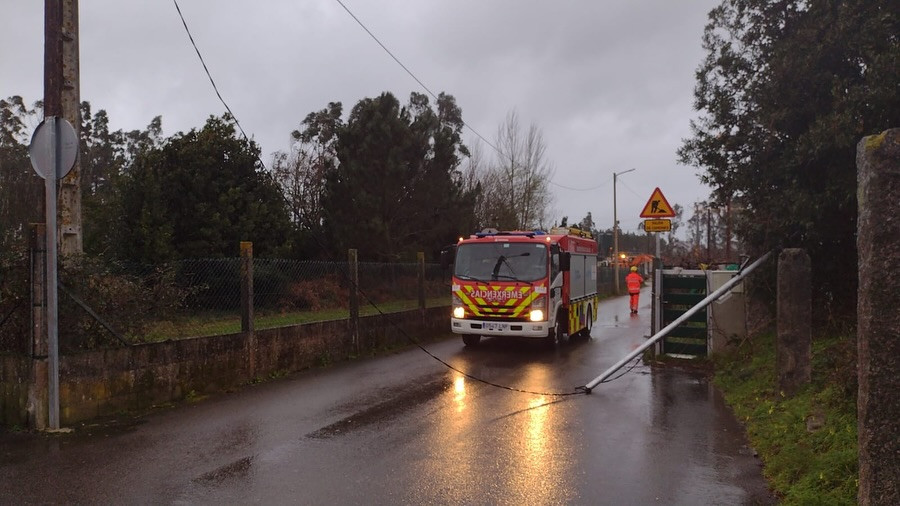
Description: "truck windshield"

(454, 242), (548, 282)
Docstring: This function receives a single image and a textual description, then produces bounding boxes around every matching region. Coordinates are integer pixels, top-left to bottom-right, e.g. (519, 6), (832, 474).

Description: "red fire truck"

(442, 227), (599, 346)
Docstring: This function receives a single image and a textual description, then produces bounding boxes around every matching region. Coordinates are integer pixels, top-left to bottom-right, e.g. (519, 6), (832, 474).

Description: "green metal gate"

(660, 271), (707, 356)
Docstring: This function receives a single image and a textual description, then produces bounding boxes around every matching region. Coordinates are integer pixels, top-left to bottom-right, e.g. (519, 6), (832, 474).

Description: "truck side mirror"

(560, 252), (571, 272)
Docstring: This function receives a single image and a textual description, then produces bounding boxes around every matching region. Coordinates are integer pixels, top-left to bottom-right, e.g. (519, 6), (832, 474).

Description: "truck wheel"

(580, 305), (593, 338)
(545, 313), (566, 348)
(462, 335), (481, 347)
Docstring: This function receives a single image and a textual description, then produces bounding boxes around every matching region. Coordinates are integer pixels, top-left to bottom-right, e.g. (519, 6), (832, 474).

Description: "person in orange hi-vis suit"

(625, 266), (644, 314)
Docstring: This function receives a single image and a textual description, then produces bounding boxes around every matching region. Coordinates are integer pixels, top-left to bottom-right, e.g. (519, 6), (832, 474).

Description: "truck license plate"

(485, 322), (508, 332)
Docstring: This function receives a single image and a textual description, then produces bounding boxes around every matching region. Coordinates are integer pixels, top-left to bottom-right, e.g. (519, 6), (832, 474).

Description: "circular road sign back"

(29, 117), (78, 180)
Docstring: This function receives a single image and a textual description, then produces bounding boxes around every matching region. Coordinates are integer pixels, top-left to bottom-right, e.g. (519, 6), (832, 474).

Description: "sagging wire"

(173, 0), (253, 150)
(332, 0), (602, 193)
(172, 0), (585, 398)
(354, 285), (585, 398)
(598, 354), (644, 384)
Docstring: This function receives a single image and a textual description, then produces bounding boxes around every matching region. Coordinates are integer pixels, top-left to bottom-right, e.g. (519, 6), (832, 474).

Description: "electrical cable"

(331, 0), (601, 192)
(173, 1), (253, 150)
(553, 176), (613, 192)
(618, 178), (645, 200)
(354, 284), (584, 397)
(332, 2), (502, 159)
(172, 0), (585, 397)
(598, 354), (644, 384)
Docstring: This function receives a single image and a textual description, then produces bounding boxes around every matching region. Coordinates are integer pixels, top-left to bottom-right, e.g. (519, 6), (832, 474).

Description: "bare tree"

(490, 110), (554, 230)
(272, 140), (326, 230)
(460, 140), (491, 230)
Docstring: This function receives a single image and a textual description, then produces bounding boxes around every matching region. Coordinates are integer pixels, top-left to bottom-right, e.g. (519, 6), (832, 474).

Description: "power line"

(333, 0), (503, 154)
(554, 175), (613, 192)
(173, 0), (256, 157)
(332, 0), (599, 192)
(618, 178), (645, 200)
(171, 0), (584, 398)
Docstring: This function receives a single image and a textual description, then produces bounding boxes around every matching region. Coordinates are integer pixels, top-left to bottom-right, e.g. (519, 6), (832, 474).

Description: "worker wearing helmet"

(625, 266), (644, 314)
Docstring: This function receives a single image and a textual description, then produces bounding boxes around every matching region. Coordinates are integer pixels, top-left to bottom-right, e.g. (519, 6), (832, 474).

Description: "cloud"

(1, 0), (720, 236)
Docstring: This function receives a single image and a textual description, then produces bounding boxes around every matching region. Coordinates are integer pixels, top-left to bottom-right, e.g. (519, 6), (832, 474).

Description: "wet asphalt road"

(0, 288), (774, 505)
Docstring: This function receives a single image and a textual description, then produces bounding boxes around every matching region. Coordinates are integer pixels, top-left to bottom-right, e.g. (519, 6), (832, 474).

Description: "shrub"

(279, 275), (347, 311)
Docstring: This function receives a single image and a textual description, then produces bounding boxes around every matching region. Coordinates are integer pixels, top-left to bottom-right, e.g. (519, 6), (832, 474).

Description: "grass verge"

(713, 331), (858, 505)
(142, 296), (451, 341)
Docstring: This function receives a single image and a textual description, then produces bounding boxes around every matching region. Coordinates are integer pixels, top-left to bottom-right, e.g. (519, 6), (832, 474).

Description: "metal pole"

(583, 251), (772, 392)
(45, 117), (60, 429)
(612, 168), (635, 295)
(613, 173), (618, 295)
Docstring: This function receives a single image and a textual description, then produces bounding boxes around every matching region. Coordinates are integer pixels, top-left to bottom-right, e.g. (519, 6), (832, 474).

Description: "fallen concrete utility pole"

(582, 251), (773, 393)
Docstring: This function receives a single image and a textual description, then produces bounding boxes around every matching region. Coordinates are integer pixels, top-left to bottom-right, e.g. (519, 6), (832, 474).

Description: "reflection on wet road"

(0, 287), (774, 504)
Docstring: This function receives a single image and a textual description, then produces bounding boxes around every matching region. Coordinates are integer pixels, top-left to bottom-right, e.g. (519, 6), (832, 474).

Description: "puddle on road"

(305, 379), (449, 439)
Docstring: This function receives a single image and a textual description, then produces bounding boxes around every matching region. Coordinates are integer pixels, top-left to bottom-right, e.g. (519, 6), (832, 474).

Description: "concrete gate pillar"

(857, 128), (900, 506)
(776, 248), (811, 396)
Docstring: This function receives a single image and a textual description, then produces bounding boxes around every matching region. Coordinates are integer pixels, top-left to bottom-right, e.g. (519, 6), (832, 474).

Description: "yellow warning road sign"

(643, 219), (671, 232)
(639, 187), (675, 218)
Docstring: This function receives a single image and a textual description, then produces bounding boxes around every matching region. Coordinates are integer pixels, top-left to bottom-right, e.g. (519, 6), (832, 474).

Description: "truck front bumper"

(450, 318), (550, 338)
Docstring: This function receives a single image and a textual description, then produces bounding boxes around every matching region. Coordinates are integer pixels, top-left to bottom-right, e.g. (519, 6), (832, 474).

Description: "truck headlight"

(453, 306), (466, 319)
(529, 309), (544, 322)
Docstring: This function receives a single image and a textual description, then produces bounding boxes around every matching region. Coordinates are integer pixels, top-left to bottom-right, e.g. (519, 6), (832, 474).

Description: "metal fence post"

(651, 256), (661, 338)
(348, 249), (359, 354)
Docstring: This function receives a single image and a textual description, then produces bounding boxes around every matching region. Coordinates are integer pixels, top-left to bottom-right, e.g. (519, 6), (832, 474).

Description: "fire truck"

(442, 227), (599, 346)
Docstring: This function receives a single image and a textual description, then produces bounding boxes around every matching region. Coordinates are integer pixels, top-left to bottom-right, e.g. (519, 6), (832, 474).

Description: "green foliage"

(115, 115), (293, 262)
(714, 332), (858, 505)
(0, 249), (30, 353)
(298, 92), (477, 261)
(0, 97), (43, 253)
(80, 105), (165, 258)
(58, 255), (198, 349)
(279, 275), (347, 312)
(680, 1), (900, 322)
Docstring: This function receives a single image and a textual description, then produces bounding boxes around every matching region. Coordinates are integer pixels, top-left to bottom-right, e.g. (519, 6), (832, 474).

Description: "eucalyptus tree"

(115, 115), (292, 262)
(679, 0), (899, 318)
(0, 96), (43, 251)
(299, 91), (477, 261)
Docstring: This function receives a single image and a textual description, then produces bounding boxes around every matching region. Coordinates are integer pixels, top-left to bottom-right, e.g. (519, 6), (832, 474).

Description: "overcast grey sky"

(1, 0), (720, 235)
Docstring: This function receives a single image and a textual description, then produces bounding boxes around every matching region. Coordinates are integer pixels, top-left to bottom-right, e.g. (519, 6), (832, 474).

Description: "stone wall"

(2, 307), (451, 426)
(0, 354), (30, 427)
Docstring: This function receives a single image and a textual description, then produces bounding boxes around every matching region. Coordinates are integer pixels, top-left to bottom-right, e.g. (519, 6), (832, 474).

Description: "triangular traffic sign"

(639, 187), (675, 218)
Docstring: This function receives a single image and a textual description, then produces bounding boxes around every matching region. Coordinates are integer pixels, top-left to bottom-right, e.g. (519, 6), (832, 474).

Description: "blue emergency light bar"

(473, 229), (547, 238)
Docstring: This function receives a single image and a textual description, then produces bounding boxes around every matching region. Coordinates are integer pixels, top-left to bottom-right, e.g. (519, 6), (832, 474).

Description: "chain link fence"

(596, 264), (629, 296)
(5, 249), (626, 355)
(0, 248), (30, 355)
(47, 255), (450, 353)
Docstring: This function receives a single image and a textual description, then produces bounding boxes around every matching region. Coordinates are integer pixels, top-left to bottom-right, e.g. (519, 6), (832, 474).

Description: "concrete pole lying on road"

(582, 251), (773, 393)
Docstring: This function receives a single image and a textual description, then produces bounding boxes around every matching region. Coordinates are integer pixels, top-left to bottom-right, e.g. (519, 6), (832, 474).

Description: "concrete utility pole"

(612, 168), (635, 295)
(45, 0), (83, 256)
